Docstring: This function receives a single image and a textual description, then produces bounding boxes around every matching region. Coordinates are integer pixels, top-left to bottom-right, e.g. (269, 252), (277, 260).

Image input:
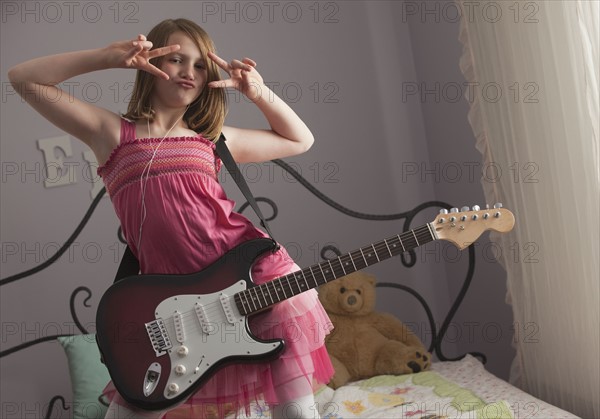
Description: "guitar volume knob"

(174, 365), (186, 376)
(176, 346), (189, 357)
(167, 383), (179, 394)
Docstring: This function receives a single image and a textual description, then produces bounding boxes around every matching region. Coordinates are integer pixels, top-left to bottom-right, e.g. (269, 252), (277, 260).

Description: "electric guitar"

(95, 205), (514, 410)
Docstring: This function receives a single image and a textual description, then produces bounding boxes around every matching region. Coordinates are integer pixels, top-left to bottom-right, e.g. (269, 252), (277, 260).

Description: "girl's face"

(152, 31), (208, 109)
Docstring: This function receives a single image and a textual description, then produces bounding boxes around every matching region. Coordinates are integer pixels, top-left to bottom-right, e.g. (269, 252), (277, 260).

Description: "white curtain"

(457, 1), (599, 418)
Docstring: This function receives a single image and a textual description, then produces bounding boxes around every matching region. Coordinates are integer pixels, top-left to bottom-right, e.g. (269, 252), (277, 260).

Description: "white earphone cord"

(137, 105), (190, 250)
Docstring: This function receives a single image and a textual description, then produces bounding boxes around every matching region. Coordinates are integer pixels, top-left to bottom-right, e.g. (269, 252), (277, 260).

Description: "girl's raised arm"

(207, 52), (315, 163)
(7, 36), (179, 165)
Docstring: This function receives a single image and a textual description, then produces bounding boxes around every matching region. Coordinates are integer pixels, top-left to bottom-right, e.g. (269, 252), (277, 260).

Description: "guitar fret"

(350, 252), (367, 271)
(309, 266), (319, 288)
(300, 270), (310, 291)
(258, 286), (269, 309)
(371, 244), (381, 262)
(272, 279), (282, 303)
(289, 272), (298, 295)
(348, 252), (358, 271)
(240, 291), (250, 315)
(338, 256), (347, 275)
(265, 282), (275, 305)
(359, 248), (368, 266)
(249, 287), (260, 311)
(426, 223), (436, 240)
(384, 239), (393, 257)
(296, 271), (305, 293)
(283, 276), (291, 298)
(257, 286), (268, 310)
(397, 235), (406, 252)
(290, 272), (298, 294)
(318, 263), (328, 284)
(334, 259), (345, 278)
(280, 278), (288, 299)
(242, 290), (254, 314)
(412, 230), (420, 246)
(326, 260), (335, 281)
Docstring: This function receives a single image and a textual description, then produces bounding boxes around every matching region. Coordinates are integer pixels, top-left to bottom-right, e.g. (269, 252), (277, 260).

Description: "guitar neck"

(235, 223), (437, 316)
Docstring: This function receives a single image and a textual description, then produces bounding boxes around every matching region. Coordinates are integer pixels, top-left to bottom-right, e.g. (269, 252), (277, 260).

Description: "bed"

(52, 331), (577, 419)
(1, 160), (578, 419)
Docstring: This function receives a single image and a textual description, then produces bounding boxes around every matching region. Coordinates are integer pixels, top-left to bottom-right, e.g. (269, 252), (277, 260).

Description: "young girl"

(8, 18), (334, 419)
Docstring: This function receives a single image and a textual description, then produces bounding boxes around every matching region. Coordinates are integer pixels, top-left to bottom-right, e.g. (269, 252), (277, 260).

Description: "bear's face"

(318, 272), (377, 316)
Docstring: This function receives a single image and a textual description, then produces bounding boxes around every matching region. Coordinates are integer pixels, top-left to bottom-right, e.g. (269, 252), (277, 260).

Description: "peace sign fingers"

(207, 51), (263, 99)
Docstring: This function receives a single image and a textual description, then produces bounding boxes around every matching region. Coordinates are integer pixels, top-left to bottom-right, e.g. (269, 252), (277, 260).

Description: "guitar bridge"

(145, 319), (172, 356)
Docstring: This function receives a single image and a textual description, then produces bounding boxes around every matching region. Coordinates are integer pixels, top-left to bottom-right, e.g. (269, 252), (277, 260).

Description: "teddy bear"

(318, 271), (431, 389)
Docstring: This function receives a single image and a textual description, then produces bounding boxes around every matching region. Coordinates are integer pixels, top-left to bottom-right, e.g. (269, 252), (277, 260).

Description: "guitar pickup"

(194, 303), (215, 334)
(145, 318), (172, 356)
(220, 292), (238, 324)
(173, 311), (185, 343)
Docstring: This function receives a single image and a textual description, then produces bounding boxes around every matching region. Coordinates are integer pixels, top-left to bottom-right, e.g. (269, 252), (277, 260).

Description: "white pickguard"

(152, 281), (281, 400)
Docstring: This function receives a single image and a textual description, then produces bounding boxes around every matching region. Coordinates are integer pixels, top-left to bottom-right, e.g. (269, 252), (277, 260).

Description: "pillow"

(57, 334), (111, 419)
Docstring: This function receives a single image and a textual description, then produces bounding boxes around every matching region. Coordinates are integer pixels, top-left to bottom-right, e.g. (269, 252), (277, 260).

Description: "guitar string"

(155, 227), (437, 334)
(148, 221), (464, 345)
(158, 226), (435, 326)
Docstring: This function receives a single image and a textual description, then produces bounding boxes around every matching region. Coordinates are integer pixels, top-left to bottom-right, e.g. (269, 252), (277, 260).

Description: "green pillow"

(57, 334), (111, 419)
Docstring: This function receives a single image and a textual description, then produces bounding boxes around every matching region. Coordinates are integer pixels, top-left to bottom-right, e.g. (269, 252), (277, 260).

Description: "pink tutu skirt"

(101, 262), (335, 418)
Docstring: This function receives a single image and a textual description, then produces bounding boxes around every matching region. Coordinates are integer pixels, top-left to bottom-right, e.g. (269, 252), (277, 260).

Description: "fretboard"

(234, 223), (437, 316)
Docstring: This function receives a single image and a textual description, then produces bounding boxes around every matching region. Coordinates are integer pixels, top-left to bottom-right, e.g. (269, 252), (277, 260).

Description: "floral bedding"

(242, 355), (577, 419)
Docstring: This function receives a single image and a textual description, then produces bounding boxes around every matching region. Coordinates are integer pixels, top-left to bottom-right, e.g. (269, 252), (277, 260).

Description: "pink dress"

(97, 117), (334, 417)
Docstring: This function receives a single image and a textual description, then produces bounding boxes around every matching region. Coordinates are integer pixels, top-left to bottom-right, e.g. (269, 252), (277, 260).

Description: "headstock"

(434, 204), (515, 249)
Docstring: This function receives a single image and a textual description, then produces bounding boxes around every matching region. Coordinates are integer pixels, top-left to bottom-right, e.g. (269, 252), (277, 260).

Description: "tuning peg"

(460, 206), (469, 212)
(485, 204), (490, 209)
(472, 205), (480, 211)
(493, 203), (503, 209)
(439, 209), (448, 214)
(450, 208), (459, 213)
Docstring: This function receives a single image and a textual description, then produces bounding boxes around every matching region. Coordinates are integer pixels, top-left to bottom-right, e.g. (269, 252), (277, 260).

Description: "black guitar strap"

(215, 133), (278, 243)
(113, 133), (278, 283)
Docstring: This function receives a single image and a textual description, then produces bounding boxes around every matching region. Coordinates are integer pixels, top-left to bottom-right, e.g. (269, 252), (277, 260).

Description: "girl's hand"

(105, 34), (181, 80)
(207, 51), (264, 102)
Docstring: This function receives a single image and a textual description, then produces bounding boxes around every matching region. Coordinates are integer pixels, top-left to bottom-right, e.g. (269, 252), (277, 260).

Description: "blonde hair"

(122, 18), (227, 142)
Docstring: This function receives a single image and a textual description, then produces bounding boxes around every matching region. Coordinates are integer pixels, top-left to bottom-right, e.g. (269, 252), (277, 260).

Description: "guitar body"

(95, 238), (284, 410)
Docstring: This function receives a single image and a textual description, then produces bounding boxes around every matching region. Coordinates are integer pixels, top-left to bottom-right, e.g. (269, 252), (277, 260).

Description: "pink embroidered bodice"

(97, 118), (294, 279)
